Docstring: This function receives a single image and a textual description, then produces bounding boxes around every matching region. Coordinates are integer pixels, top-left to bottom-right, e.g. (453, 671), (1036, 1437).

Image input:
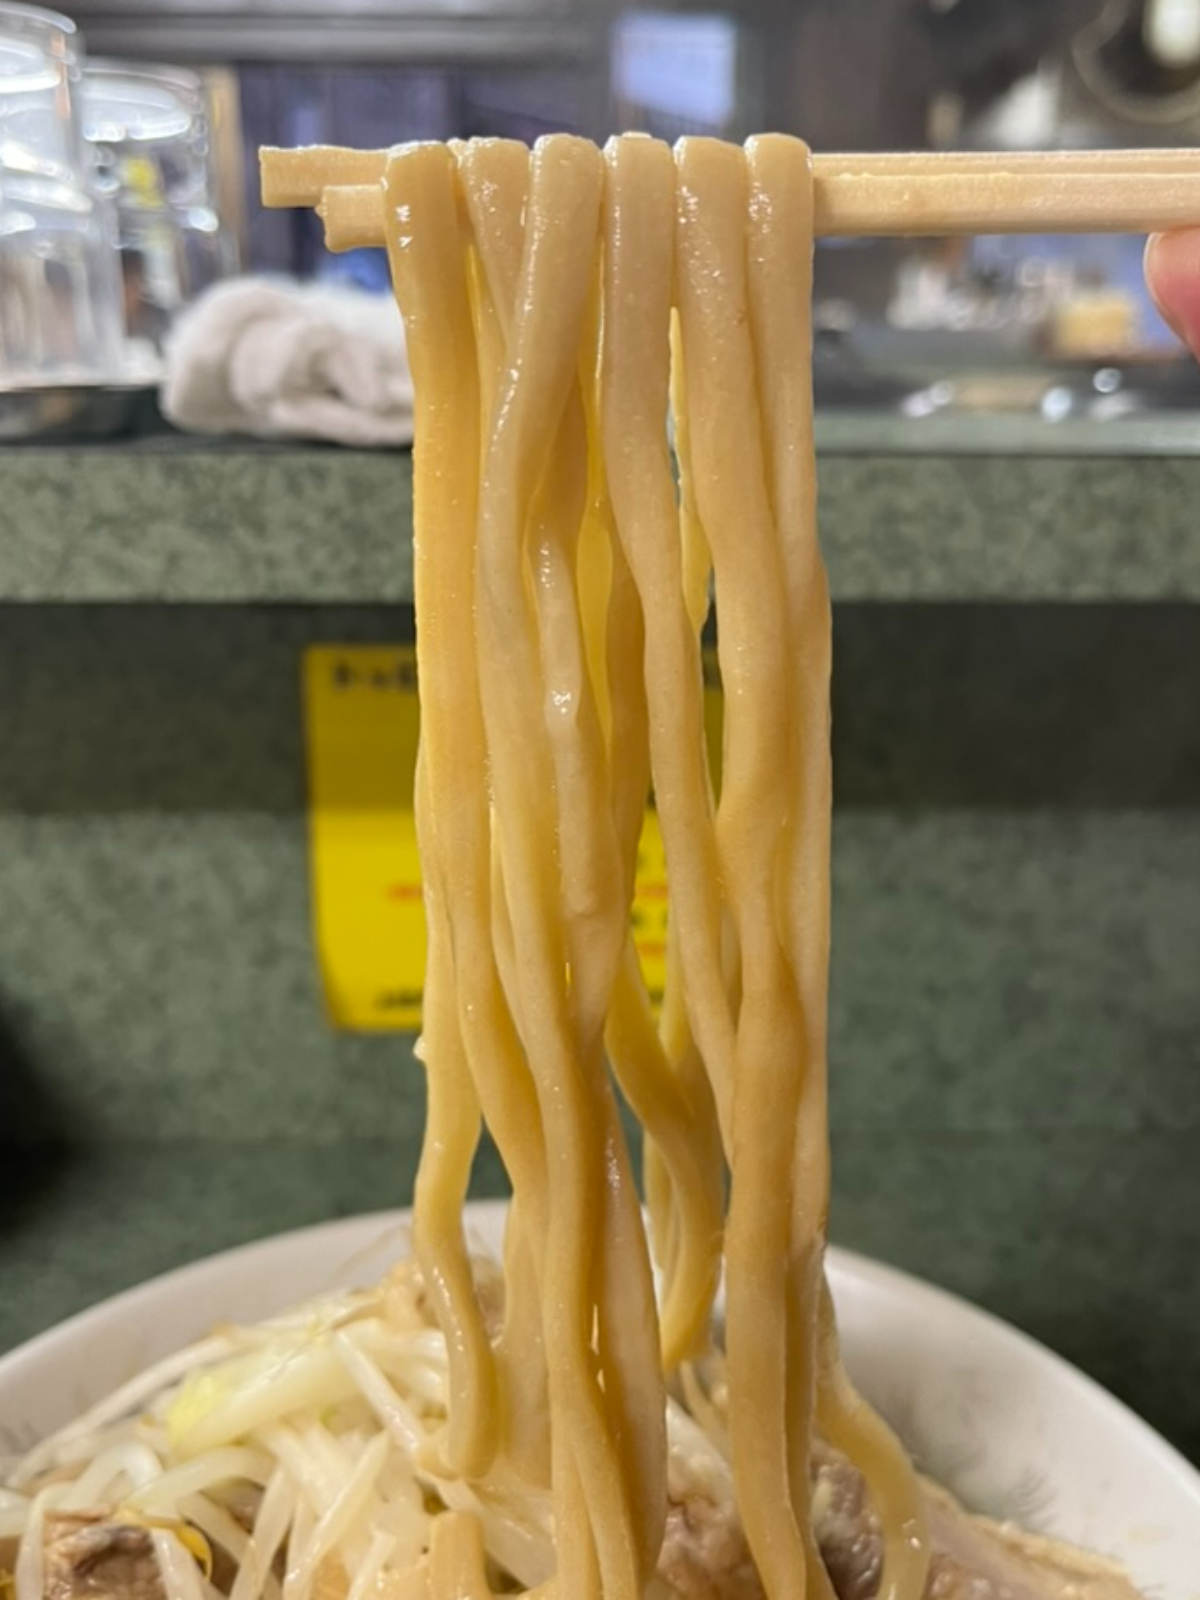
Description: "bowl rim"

(3, 1203), (1198, 1558)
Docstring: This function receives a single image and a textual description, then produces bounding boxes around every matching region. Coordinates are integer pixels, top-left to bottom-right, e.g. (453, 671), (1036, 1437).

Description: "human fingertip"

(1144, 234), (1181, 337)
(1142, 229), (1200, 349)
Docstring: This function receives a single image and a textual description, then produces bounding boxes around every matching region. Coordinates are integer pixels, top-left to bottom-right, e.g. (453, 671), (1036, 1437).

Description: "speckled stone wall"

(1, 444), (1198, 1471)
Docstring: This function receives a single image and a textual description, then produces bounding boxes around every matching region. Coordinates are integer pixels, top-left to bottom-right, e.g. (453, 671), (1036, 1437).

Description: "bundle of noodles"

(0, 134), (1147, 1600)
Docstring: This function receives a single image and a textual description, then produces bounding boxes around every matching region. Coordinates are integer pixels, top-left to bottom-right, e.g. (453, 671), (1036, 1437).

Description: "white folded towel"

(162, 277), (413, 448)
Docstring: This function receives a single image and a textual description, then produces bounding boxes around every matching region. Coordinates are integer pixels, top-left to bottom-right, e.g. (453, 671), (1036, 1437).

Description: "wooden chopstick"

(817, 149), (1200, 175)
(262, 146), (389, 208)
(318, 184), (389, 253)
(260, 144), (1200, 244)
(815, 169), (1200, 235)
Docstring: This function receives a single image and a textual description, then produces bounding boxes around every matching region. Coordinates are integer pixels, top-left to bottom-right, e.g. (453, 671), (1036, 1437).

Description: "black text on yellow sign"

(304, 644), (722, 1032)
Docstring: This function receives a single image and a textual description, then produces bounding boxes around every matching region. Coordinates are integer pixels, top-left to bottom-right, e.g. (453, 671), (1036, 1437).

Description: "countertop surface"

(2, 432), (1200, 601)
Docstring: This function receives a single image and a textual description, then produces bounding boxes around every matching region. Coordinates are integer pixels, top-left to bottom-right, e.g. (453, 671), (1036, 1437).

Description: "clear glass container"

(82, 61), (212, 209)
(0, 170), (124, 382)
(81, 61), (233, 349)
(0, 2), (86, 186)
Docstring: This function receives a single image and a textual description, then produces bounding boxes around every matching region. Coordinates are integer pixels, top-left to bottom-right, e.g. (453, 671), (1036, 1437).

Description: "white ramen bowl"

(1, 1202), (1198, 1597)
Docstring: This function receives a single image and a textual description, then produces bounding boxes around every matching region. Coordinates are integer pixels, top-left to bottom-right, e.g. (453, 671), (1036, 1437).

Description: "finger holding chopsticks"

(1145, 230), (1200, 357)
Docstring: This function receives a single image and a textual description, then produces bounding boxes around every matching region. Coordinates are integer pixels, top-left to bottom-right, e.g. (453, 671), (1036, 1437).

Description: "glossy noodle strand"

(387, 131), (931, 1600)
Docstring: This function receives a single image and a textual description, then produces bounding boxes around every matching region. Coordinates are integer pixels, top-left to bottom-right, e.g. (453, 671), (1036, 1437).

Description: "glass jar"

(0, 2), (86, 186)
(81, 60), (233, 349)
(0, 170), (124, 382)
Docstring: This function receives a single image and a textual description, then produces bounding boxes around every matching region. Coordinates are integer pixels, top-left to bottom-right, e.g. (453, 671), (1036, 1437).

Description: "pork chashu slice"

(815, 1447), (1142, 1600)
(920, 1479), (1143, 1600)
(40, 1513), (166, 1600)
(660, 1439), (1144, 1600)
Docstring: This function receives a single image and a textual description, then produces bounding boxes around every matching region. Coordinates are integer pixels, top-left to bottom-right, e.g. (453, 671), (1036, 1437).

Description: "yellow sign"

(305, 644), (721, 1031)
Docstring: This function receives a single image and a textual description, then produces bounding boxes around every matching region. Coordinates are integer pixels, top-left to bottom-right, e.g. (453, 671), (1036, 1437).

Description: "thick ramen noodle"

(0, 135), (1144, 1600)
(389, 129), (926, 1600)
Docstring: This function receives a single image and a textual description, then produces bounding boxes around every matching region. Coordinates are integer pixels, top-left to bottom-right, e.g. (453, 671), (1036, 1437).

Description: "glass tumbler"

(0, 170), (124, 381)
(82, 61), (232, 349)
(0, 2), (85, 185)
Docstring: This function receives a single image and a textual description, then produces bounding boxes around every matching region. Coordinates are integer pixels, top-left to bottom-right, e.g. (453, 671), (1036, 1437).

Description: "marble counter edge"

(2, 441), (1200, 602)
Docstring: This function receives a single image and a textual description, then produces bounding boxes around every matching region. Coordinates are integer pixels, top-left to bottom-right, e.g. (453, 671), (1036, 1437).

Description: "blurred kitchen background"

(6, 0), (1200, 422)
(4, 0), (1200, 1471)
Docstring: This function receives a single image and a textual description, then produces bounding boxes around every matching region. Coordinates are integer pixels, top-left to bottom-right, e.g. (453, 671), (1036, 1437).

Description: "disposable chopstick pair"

(261, 144), (1200, 246)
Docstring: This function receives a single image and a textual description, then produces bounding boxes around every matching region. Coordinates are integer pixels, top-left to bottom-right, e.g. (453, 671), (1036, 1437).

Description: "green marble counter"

(3, 437), (1200, 601)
